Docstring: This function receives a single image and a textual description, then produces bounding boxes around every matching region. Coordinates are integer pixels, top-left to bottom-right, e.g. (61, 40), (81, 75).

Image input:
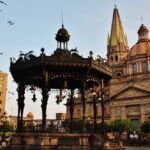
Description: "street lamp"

(99, 79), (105, 125)
(30, 84), (37, 102)
(99, 90), (105, 125)
(90, 79), (106, 133)
(56, 89), (79, 133)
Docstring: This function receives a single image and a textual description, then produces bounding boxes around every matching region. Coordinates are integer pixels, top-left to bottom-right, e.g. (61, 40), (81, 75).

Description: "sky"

(1, 0), (150, 119)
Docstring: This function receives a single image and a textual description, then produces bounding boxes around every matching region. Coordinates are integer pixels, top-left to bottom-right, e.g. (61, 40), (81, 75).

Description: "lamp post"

(90, 84), (101, 133)
(100, 90), (105, 125)
(56, 89), (79, 133)
(90, 79), (105, 133)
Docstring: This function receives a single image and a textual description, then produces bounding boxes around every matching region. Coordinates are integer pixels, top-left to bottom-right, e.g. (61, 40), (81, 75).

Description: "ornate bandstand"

(10, 24), (112, 132)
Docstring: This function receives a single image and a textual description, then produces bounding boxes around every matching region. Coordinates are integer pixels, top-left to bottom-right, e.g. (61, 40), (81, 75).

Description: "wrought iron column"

(41, 87), (49, 131)
(16, 83), (25, 132)
(41, 55), (49, 132)
(69, 89), (74, 133)
(80, 83), (87, 132)
(101, 79), (105, 125)
(101, 91), (105, 125)
(93, 95), (97, 132)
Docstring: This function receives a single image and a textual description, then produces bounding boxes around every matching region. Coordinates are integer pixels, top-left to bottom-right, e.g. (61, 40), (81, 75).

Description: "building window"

(130, 118), (141, 128)
(115, 55), (118, 62)
(77, 109), (81, 117)
(142, 62), (148, 73)
(115, 71), (122, 77)
(132, 63), (137, 74)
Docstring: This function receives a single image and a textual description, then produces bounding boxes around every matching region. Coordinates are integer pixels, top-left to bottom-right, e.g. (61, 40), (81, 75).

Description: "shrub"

(111, 118), (131, 134)
(0, 122), (14, 132)
(141, 121), (150, 133)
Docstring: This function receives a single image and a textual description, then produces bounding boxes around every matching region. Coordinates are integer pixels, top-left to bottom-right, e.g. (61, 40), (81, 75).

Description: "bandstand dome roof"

(129, 24), (150, 58)
(55, 24), (70, 42)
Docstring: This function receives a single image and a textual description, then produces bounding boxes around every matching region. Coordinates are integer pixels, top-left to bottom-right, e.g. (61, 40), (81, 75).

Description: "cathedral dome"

(55, 24), (70, 43)
(129, 41), (150, 57)
(129, 24), (150, 58)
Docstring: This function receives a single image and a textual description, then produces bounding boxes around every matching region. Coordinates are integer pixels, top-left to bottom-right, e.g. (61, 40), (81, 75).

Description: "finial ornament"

(61, 10), (64, 27)
(114, 0), (117, 9)
(141, 16), (143, 24)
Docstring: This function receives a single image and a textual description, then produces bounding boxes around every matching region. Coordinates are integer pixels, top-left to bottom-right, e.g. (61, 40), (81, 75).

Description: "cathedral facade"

(67, 7), (150, 127)
(108, 7), (150, 127)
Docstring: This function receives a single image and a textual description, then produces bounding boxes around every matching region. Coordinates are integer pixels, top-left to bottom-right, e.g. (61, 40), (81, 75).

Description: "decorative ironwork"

(10, 24), (112, 132)
(88, 79), (108, 132)
(32, 93), (37, 102)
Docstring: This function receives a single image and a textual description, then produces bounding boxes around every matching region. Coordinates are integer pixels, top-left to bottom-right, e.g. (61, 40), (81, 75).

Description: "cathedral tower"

(107, 6), (129, 67)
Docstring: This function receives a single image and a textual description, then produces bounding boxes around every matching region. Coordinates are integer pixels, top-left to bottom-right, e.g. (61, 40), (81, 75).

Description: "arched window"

(115, 55), (118, 62)
(77, 109), (81, 117)
(142, 62), (148, 73)
(115, 71), (123, 77)
(116, 72), (122, 77)
(132, 63), (137, 74)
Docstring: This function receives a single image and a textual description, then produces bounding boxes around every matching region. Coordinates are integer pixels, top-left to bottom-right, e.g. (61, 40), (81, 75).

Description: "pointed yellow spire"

(109, 7), (128, 47)
(107, 6), (129, 67)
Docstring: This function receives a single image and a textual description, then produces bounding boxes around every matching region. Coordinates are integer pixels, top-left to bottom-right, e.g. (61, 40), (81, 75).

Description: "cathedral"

(107, 6), (150, 127)
(67, 6), (150, 127)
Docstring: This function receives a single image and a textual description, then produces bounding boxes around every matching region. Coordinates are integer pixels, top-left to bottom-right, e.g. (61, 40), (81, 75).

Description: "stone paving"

(126, 147), (150, 150)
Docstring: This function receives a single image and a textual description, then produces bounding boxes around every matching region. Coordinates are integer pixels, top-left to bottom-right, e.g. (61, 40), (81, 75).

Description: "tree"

(111, 118), (131, 134)
(0, 122), (14, 132)
(0, 111), (14, 132)
(62, 119), (84, 133)
(141, 121), (150, 133)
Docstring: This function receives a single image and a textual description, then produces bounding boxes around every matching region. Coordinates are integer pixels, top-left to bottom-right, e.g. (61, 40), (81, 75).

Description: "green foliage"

(94, 122), (112, 134)
(111, 118), (131, 133)
(84, 121), (112, 133)
(0, 132), (12, 142)
(47, 121), (56, 132)
(141, 121), (150, 133)
(62, 119), (84, 133)
(62, 119), (70, 132)
(86, 121), (94, 132)
(0, 122), (14, 132)
(62, 119), (112, 133)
